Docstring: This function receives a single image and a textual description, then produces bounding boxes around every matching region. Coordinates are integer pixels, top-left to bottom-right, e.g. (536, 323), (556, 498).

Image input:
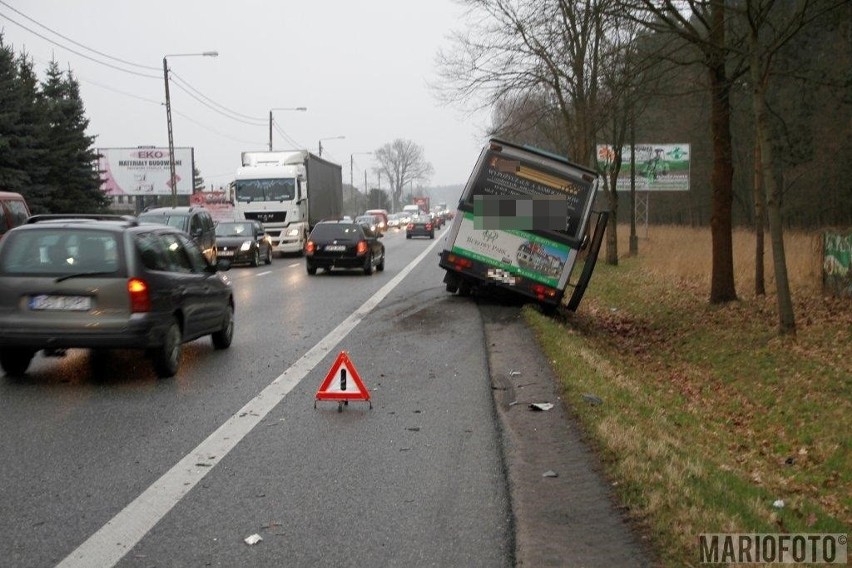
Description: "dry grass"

(619, 225), (825, 297)
(524, 224), (851, 567)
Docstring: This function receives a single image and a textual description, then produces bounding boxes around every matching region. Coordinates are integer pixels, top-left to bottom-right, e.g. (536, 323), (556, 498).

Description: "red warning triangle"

(316, 351), (371, 402)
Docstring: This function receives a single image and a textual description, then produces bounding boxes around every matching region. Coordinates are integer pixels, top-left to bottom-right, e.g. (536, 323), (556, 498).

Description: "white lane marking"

(57, 238), (443, 568)
(255, 270), (272, 276)
(288, 262), (300, 268)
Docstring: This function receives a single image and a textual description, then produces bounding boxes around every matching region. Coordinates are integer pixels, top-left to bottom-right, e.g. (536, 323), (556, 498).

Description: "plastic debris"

(582, 393), (603, 406)
(509, 370), (521, 377)
(772, 499), (785, 509)
(244, 534), (263, 545)
(529, 403), (554, 411)
(542, 470), (559, 478)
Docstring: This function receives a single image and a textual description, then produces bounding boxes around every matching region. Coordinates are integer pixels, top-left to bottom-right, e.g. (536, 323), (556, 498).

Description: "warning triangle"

(316, 351), (371, 402)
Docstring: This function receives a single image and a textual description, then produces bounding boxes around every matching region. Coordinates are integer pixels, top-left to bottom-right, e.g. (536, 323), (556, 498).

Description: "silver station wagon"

(0, 215), (234, 378)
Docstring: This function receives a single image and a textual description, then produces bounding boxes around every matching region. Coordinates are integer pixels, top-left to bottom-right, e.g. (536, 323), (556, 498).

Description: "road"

(0, 225), (650, 567)
(1, 227), (515, 567)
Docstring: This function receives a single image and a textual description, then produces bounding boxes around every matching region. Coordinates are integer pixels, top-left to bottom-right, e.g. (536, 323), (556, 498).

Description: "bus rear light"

(446, 254), (473, 270)
(530, 284), (557, 300)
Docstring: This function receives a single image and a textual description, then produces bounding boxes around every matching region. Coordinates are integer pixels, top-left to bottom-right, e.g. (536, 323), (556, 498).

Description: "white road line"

(56, 238), (442, 568)
(288, 262), (300, 268)
(255, 270), (272, 276)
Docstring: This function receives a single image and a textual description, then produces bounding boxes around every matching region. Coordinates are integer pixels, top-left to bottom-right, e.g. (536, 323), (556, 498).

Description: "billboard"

(596, 143), (690, 191)
(98, 147), (194, 196)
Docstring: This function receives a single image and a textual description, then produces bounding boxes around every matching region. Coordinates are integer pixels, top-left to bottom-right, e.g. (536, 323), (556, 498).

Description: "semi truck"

(234, 150), (343, 254)
(438, 138), (608, 313)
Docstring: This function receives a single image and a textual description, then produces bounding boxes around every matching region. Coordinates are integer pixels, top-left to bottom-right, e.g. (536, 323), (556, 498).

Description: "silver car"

(0, 214), (234, 378)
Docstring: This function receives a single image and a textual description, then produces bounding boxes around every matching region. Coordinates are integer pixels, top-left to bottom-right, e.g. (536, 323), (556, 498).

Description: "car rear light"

(446, 254), (473, 270)
(426, 223), (432, 230)
(305, 241), (316, 255)
(530, 284), (558, 300)
(407, 224), (413, 230)
(128, 278), (151, 313)
(356, 240), (368, 255)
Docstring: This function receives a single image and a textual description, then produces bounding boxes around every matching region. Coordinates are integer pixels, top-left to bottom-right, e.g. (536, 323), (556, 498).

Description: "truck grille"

(244, 211), (286, 224)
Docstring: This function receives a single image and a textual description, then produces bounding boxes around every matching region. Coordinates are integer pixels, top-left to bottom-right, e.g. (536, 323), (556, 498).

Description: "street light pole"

(350, 152), (373, 193)
(163, 51), (218, 207)
(268, 107), (307, 151)
(318, 135), (346, 157)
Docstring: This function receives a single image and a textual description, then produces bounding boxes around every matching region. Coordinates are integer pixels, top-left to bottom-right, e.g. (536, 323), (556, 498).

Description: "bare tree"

(736, 0), (846, 334)
(373, 139), (433, 212)
(436, 0), (611, 167)
(615, 0), (748, 303)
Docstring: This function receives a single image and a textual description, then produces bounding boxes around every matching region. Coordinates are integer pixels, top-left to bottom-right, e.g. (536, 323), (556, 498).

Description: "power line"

(0, 0), (160, 71)
(172, 109), (266, 146)
(169, 71), (266, 122)
(168, 79), (266, 127)
(273, 122), (303, 149)
(0, 10), (161, 79)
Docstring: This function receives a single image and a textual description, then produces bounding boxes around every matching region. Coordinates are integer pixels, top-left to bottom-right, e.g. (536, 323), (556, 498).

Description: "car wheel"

(363, 252), (374, 275)
(152, 319), (181, 378)
(212, 303), (234, 349)
(406, 234), (412, 239)
(306, 263), (317, 275)
(429, 232), (434, 239)
(0, 348), (35, 378)
(377, 251), (385, 271)
(251, 248), (260, 267)
(265, 247), (272, 265)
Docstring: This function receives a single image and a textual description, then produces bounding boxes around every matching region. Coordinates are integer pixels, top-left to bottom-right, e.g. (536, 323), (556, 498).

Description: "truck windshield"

(235, 179), (295, 202)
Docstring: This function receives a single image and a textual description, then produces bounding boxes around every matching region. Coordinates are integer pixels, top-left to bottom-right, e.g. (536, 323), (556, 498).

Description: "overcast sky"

(0, 0), (492, 189)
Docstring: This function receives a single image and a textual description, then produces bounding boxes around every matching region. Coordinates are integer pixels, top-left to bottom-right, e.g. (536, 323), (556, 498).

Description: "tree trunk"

(753, 137), (766, 296)
(707, 2), (737, 303)
(752, 49), (796, 334)
(708, 61), (738, 303)
(605, 170), (619, 265)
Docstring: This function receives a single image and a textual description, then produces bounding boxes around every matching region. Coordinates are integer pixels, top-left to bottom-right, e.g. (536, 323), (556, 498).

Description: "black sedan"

(215, 221), (272, 266)
(305, 220), (385, 275)
(406, 215), (435, 239)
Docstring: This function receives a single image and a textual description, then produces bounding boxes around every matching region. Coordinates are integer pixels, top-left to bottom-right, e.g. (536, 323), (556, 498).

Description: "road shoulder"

(481, 303), (656, 567)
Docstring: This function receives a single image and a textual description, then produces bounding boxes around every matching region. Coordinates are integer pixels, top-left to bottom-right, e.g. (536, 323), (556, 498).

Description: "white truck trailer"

(234, 151), (343, 254)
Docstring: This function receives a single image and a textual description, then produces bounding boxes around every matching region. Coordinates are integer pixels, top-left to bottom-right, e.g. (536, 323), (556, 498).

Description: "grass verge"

(523, 233), (850, 567)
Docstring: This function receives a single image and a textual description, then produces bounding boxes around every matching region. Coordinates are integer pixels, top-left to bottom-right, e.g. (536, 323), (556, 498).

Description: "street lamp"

(269, 107), (307, 151)
(350, 152), (373, 192)
(163, 51), (218, 207)
(318, 135), (346, 157)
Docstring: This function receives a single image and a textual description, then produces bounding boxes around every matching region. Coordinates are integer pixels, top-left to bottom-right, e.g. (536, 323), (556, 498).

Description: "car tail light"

(530, 284), (557, 300)
(305, 241), (316, 255)
(446, 254), (473, 270)
(128, 278), (151, 313)
(426, 223), (432, 230)
(356, 240), (368, 255)
(407, 223), (413, 230)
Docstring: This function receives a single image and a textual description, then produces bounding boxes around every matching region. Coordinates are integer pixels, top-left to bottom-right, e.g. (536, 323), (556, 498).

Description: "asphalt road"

(0, 225), (651, 567)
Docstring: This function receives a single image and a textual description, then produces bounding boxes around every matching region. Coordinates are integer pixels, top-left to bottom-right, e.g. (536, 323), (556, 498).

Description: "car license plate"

(218, 250), (234, 256)
(30, 295), (92, 311)
(325, 245), (346, 252)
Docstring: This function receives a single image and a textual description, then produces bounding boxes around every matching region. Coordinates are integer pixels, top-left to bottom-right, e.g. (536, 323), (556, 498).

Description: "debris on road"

(529, 402), (554, 411)
(244, 534), (263, 546)
(509, 370), (521, 377)
(542, 470), (559, 478)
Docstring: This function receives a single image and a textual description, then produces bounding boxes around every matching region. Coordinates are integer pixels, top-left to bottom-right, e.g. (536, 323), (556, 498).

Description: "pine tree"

(40, 60), (110, 213)
(193, 165), (205, 192)
(15, 51), (50, 213)
(0, 34), (30, 193)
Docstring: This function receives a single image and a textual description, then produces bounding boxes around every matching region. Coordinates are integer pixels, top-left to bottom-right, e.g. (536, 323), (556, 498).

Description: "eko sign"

(98, 147), (194, 196)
